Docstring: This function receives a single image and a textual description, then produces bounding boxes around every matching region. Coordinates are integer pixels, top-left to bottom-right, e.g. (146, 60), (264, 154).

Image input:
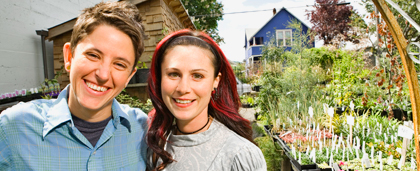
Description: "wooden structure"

(46, 0), (195, 101)
(372, 0), (420, 169)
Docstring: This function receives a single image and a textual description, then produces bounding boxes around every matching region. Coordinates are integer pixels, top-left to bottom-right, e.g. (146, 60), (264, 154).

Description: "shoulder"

(216, 123), (267, 171)
(114, 102), (148, 126)
(0, 99), (53, 125)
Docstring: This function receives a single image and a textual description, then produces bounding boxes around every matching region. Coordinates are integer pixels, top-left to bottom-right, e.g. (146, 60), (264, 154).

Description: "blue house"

(244, 7), (313, 76)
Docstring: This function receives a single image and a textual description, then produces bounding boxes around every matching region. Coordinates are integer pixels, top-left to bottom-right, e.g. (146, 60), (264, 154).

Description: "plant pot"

(241, 103), (252, 108)
(129, 68), (149, 84)
(253, 85), (261, 92)
(136, 69), (149, 83)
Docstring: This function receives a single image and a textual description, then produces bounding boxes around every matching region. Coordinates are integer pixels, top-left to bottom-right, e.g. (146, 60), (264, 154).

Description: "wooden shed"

(46, 0), (195, 101)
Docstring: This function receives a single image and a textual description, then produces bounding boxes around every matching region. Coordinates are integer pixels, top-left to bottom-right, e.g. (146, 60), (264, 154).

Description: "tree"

(306, 0), (354, 45)
(361, 0), (420, 43)
(181, 0), (224, 44)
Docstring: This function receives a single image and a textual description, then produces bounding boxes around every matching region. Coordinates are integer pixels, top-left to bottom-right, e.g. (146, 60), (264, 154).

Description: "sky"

(216, 0), (368, 62)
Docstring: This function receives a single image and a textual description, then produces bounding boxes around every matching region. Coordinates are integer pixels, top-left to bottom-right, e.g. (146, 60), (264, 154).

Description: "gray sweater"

(148, 119), (267, 171)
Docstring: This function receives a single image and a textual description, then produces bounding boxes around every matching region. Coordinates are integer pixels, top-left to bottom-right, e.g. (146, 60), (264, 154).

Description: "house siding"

(245, 9), (312, 62)
(0, 0), (109, 94)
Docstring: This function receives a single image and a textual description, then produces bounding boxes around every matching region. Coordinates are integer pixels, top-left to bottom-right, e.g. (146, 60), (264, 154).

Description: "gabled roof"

(245, 28), (259, 39)
(247, 7), (310, 40)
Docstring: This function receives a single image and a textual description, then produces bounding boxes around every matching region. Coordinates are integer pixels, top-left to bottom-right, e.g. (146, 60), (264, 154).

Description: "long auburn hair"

(146, 29), (255, 171)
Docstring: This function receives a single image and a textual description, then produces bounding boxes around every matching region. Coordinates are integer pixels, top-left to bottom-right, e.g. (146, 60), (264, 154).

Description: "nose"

(95, 64), (110, 83)
(175, 76), (191, 94)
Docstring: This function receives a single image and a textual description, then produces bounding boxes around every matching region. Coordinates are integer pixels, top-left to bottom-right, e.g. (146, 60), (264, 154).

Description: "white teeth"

(175, 99), (192, 104)
(86, 82), (108, 92)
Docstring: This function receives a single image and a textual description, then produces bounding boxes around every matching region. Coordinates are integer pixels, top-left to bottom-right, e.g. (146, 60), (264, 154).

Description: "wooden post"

(371, 0), (420, 170)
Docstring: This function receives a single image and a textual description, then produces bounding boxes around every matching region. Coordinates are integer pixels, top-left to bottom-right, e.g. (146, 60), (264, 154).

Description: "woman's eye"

(193, 74), (203, 79)
(115, 63), (127, 69)
(87, 53), (99, 58)
(168, 73), (179, 78)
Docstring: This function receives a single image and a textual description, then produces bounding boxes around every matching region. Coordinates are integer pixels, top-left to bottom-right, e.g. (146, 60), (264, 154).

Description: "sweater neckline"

(168, 119), (222, 147)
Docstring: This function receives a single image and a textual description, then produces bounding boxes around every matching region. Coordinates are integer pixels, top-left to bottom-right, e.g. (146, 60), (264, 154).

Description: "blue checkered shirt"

(0, 86), (148, 170)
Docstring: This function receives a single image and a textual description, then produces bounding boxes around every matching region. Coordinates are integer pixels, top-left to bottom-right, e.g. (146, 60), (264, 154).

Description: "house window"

(276, 29), (292, 47)
(249, 37), (264, 46)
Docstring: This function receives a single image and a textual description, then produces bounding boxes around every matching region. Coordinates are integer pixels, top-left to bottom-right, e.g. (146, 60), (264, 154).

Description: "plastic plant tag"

(323, 103), (328, 114)
(332, 163), (340, 171)
(396, 148), (402, 154)
(21, 89), (26, 96)
(34, 88), (38, 93)
(326, 148), (329, 159)
(398, 157), (404, 169)
(297, 101), (299, 110)
(387, 155), (393, 165)
(347, 116), (354, 126)
(371, 146), (374, 161)
(308, 106), (313, 118)
(12, 93), (16, 97)
(15, 89), (20, 96)
(328, 107), (334, 117)
(306, 145), (310, 155)
(379, 152), (383, 171)
(319, 141), (322, 151)
(350, 101), (354, 111)
(310, 149), (316, 163)
(356, 149), (360, 159)
(398, 125), (414, 139)
(362, 153), (371, 168)
(292, 145), (296, 159)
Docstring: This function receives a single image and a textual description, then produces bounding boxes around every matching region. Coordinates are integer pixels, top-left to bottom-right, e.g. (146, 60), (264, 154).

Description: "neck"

(176, 115), (212, 135)
(67, 90), (112, 122)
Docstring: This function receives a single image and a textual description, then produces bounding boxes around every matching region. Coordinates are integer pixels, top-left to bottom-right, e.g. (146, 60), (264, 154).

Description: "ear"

(213, 72), (222, 89)
(125, 67), (137, 87)
(63, 42), (72, 73)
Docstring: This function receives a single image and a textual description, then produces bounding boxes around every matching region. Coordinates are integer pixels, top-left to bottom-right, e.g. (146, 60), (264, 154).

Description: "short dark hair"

(70, 1), (145, 70)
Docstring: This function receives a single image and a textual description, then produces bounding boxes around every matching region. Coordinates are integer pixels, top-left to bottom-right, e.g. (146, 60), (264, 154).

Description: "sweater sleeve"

(230, 144), (267, 171)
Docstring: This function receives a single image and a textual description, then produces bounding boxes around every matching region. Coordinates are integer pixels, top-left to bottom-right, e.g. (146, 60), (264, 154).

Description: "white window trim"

(276, 29), (293, 47)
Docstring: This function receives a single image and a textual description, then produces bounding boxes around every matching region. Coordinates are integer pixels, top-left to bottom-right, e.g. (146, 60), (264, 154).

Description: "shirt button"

(92, 151), (96, 155)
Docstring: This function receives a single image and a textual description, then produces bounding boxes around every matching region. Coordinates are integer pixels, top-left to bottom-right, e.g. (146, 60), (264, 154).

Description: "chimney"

(273, 8), (276, 15)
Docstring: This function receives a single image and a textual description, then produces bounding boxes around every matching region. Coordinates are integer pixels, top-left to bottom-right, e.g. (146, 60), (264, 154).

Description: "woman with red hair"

(146, 29), (266, 171)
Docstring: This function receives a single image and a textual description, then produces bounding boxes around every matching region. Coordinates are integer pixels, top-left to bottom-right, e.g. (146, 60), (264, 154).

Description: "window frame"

(276, 29), (293, 47)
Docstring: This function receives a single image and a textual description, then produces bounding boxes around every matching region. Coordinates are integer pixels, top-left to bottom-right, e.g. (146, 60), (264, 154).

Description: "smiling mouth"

(174, 99), (194, 104)
(86, 81), (108, 92)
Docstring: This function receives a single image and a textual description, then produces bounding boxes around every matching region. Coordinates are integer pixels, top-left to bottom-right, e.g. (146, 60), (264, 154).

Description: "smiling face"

(160, 45), (220, 126)
(63, 24), (136, 121)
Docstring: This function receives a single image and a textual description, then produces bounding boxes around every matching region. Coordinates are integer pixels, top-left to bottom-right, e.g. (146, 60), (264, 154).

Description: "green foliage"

(181, 0), (224, 44)
(323, 49), (370, 107)
(254, 136), (283, 171)
(257, 20), (328, 129)
(115, 91), (153, 113)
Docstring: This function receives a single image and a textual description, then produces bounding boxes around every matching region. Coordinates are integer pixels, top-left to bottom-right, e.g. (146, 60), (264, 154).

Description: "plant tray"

(290, 159), (319, 171)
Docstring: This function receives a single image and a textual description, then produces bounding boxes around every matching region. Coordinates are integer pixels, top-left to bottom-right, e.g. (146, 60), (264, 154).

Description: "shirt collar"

(43, 85), (132, 138)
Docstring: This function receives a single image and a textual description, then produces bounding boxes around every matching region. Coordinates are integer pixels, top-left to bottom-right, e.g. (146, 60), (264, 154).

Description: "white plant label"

(297, 101), (299, 110)
(299, 152), (302, 164)
(328, 107), (334, 117)
(387, 155), (393, 165)
(347, 116), (354, 126)
(362, 153), (371, 168)
(350, 101), (354, 111)
(371, 146), (374, 161)
(308, 106), (313, 118)
(398, 125), (414, 139)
